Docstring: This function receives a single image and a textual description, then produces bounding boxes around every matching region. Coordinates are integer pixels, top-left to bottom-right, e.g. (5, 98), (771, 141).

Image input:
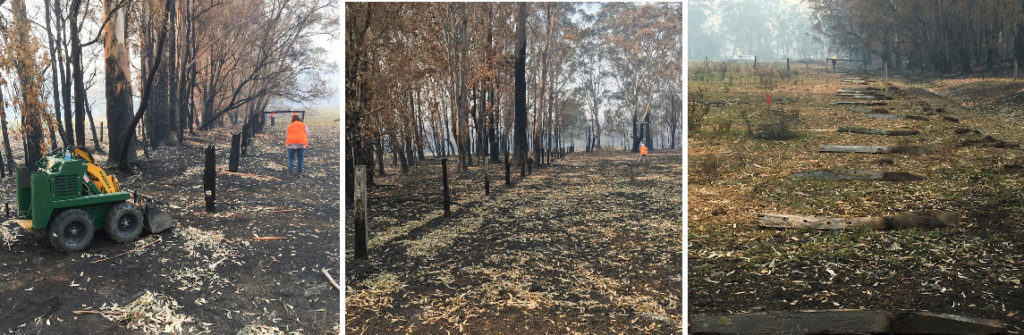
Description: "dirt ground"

(345, 150), (682, 334)
(0, 113), (340, 334)
(689, 62), (1024, 332)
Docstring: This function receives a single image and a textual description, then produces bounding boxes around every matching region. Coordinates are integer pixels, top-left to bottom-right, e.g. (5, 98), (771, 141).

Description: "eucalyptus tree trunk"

(104, 0), (137, 163)
(11, 0), (45, 166)
(514, 2), (529, 172)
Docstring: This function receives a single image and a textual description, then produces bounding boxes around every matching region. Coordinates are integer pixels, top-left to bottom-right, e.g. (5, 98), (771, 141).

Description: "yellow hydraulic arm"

(71, 147), (121, 193)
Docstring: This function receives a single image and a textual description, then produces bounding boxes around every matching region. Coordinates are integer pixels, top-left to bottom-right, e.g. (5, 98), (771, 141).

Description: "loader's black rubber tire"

(48, 209), (95, 253)
(104, 202), (143, 243)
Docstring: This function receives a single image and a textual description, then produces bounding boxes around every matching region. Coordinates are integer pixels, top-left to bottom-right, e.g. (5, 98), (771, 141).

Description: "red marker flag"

(766, 92), (772, 106)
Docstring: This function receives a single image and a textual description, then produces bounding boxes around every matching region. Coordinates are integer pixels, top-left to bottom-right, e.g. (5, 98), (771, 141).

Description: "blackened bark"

(514, 3), (529, 171)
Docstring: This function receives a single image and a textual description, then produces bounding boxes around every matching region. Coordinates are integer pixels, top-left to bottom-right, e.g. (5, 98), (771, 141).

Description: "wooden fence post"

(484, 156), (490, 196)
(786, 58), (790, 72)
(229, 134), (241, 172)
(442, 158), (450, 217)
(203, 145), (216, 213)
(354, 165), (368, 260)
(505, 151), (511, 186)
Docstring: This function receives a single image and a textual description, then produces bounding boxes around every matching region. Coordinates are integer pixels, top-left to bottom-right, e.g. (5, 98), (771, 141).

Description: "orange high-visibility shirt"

(286, 121), (308, 146)
(640, 145), (648, 155)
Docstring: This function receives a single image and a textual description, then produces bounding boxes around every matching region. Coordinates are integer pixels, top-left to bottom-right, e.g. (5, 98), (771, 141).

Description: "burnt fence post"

(203, 145), (217, 213)
(229, 133), (241, 172)
(442, 158), (451, 217)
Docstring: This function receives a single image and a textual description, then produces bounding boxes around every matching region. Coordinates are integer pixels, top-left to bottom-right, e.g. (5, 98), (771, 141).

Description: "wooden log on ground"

(840, 80), (871, 85)
(846, 106), (873, 113)
(354, 165), (367, 259)
(789, 169), (924, 181)
(838, 126), (919, 136)
(837, 89), (884, 94)
(866, 113), (928, 121)
(831, 101), (888, 106)
(954, 127), (980, 135)
(757, 211), (957, 230)
(959, 135), (1020, 149)
(690, 310), (1002, 335)
(689, 310), (892, 334)
(892, 311), (1006, 335)
(840, 85), (881, 91)
(203, 145), (216, 213)
(852, 94), (892, 100)
(758, 214), (886, 230)
(818, 145), (934, 154)
(837, 91), (892, 99)
(820, 145), (890, 154)
(801, 128), (836, 133)
(442, 159), (451, 217)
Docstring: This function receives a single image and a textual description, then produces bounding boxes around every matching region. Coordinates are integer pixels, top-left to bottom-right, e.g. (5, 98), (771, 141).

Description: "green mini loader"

(15, 147), (174, 252)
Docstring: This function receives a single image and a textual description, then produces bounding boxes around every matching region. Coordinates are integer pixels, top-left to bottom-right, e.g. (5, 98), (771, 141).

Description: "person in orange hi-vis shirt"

(286, 114), (309, 176)
(637, 142), (648, 164)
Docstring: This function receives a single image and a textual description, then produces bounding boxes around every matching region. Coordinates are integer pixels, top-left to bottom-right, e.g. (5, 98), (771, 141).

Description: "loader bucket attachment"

(132, 192), (175, 234)
(143, 203), (174, 233)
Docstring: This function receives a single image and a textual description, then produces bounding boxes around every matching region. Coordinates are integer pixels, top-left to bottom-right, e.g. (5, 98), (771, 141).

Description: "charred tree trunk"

(166, 0), (179, 146)
(514, 3), (529, 172)
(70, 0), (87, 147)
(0, 88), (13, 175)
(104, 0), (137, 164)
(43, 0), (67, 147)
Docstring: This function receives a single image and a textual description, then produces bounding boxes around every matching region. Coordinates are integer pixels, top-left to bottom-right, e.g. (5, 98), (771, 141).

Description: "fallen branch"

(865, 113), (928, 120)
(92, 236), (162, 264)
(819, 145), (930, 155)
(321, 268), (341, 291)
(757, 211), (958, 230)
(690, 310), (1004, 335)
(845, 106), (887, 113)
(219, 170), (281, 181)
(838, 126), (918, 136)
(831, 101), (888, 106)
(72, 310), (122, 316)
(959, 135), (1019, 149)
(254, 236), (286, 241)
